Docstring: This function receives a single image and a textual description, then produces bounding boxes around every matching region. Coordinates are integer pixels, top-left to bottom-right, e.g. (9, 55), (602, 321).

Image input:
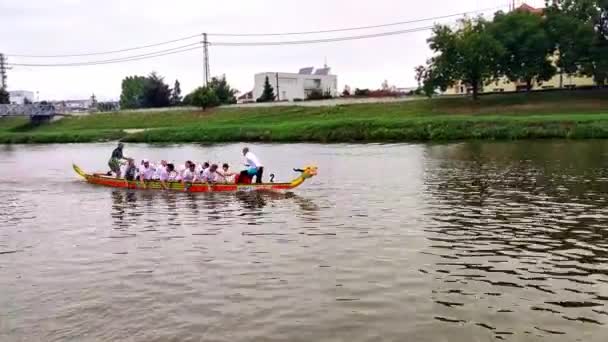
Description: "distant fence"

(0, 104), (57, 117)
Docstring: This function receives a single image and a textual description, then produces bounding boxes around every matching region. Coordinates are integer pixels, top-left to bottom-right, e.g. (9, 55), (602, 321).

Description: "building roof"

(516, 3), (544, 14)
(238, 91), (253, 100)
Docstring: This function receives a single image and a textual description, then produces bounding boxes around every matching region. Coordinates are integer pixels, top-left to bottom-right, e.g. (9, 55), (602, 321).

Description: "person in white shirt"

(158, 163), (178, 190)
(241, 147), (264, 183)
(154, 160), (168, 180)
(201, 164), (221, 183)
(199, 162), (210, 179)
(181, 161), (199, 184)
(139, 159), (156, 181)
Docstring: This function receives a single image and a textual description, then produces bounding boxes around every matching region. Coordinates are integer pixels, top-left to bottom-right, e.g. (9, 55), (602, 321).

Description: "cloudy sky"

(1, 0), (546, 101)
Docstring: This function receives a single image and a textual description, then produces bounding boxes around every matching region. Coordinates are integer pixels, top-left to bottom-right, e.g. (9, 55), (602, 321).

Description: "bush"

(190, 86), (219, 111)
(354, 88), (371, 96)
(306, 89), (333, 101)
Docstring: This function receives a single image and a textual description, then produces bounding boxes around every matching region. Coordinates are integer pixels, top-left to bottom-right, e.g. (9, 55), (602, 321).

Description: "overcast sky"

(1, 0), (546, 101)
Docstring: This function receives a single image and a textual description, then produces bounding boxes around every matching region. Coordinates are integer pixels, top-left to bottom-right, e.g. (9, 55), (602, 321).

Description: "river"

(1, 142), (607, 341)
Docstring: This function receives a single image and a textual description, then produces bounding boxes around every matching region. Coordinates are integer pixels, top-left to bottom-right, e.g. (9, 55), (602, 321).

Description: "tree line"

(119, 73), (237, 110)
(416, 0), (608, 99)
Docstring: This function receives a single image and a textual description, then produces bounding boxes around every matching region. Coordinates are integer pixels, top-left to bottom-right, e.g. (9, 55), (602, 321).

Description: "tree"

(209, 76), (237, 104)
(342, 85), (351, 96)
(182, 92), (194, 106)
(119, 76), (147, 109)
(0, 87), (9, 104)
(491, 10), (556, 91)
(190, 86), (219, 111)
(90, 93), (98, 109)
(142, 72), (171, 108)
(381, 80), (390, 90)
(423, 18), (504, 99)
(354, 88), (370, 96)
(414, 65), (426, 88)
(546, 0), (608, 85)
(257, 76), (275, 102)
(170, 79), (182, 106)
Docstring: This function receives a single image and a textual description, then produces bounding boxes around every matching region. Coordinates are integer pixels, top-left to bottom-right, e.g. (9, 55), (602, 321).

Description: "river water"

(0, 142), (607, 341)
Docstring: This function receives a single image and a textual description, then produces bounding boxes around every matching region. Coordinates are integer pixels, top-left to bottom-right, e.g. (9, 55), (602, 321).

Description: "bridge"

(0, 104), (60, 124)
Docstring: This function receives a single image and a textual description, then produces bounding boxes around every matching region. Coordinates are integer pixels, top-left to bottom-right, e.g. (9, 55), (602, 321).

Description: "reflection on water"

(1, 142), (607, 341)
(110, 190), (320, 231)
(422, 142), (608, 339)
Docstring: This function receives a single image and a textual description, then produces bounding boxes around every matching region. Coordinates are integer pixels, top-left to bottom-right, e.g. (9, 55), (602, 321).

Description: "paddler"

(108, 142), (128, 178)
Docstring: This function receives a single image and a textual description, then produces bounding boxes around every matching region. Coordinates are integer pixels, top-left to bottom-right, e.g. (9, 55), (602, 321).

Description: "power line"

(6, 5), (508, 59)
(211, 26), (435, 46)
(7, 45), (203, 67)
(208, 4), (508, 37)
(7, 33), (203, 58)
(8, 25), (435, 67)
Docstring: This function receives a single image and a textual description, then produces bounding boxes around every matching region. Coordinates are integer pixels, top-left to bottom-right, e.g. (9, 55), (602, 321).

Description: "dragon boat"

(73, 164), (318, 193)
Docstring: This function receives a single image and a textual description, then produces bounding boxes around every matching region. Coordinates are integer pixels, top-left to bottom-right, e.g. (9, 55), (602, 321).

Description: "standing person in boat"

(108, 142), (128, 178)
(241, 147), (264, 184)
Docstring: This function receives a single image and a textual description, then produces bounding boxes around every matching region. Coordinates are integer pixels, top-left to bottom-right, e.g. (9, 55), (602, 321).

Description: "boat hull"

(73, 164), (316, 193)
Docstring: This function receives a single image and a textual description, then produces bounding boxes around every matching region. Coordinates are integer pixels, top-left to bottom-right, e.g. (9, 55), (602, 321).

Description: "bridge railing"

(0, 104), (57, 117)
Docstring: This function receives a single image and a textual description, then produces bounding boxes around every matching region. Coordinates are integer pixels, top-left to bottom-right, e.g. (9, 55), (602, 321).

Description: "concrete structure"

(253, 66), (338, 102)
(237, 91), (254, 104)
(442, 3), (596, 96)
(8, 90), (35, 105)
(52, 99), (93, 113)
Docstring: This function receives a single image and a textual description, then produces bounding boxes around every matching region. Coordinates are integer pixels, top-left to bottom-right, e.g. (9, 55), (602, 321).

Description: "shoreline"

(2, 90), (608, 144)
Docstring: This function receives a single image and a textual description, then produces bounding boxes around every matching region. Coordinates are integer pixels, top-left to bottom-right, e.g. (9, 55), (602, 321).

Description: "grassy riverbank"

(2, 90), (608, 143)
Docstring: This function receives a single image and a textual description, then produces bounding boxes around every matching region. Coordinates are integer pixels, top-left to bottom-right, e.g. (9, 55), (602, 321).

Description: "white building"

(8, 90), (35, 105)
(253, 66), (338, 101)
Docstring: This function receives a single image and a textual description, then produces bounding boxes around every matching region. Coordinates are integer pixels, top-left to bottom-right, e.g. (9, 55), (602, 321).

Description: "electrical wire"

(6, 4), (508, 58)
(208, 4), (508, 37)
(8, 45), (203, 67)
(211, 26), (435, 46)
(8, 25), (436, 67)
(7, 33), (203, 58)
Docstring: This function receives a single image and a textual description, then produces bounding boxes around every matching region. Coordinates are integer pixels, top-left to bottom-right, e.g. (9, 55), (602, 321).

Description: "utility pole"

(275, 72), (280, 101)
(0, 53), (7, 89)
(203, 33), (210, 87)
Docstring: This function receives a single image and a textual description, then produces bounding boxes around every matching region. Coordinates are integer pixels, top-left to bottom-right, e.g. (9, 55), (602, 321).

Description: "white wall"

(8, 91), (35, 105)
(253, 72), (338, 101)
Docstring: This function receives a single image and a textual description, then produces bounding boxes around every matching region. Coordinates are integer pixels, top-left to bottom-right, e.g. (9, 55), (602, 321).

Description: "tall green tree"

(490, 10), (556, 91)
(208, 76), (237, 104)
(190, 86), (219, 111)
(142, 72), (171, 108)
(0, 87), (9, 104)
(170, 79), (182, 106)
(119, 76), (147, 109)
(414, 65), (426, 88)
(257, 76), (275, 102)
(423, 18), (504, 99)
(546, 0), (608, 85)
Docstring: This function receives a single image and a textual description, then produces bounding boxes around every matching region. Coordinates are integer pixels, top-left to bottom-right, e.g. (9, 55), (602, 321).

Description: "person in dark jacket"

(108, 143), (128, 178)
